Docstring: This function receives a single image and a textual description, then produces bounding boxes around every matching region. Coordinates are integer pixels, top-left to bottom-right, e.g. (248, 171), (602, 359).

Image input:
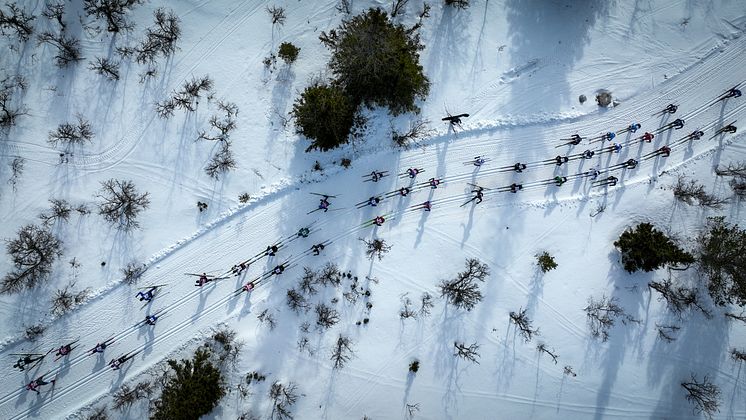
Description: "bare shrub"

(317, 262), (343, 287)
(83, 0), (143, 33)
(419, 292), (434, 317)
(286, 288), (309, 313)
(269, 381), (299, 420)
(730, 348), (746, 363)
(453, 341), (480, 364)
(509, 308), (539, 342)
(315, 303), (339, 329)
(362, 237), (392, 261)
(39, 198), (73, 226)
(136, 8), (180, 64)
(8, 156), (24, 190)
(37, 32), (83, 67)
(85, 405), (108, 420)
(42, 3), (66, 31)
(391, 0), (410, 17)
(392, 119), (431, 148)
(257, 309), (277, 330)
(1, 75), (28, 128)
(399, 295), (417, 319)
(0, 3), (35, 41)
(205, 143), (236, 179)
(112, 381), (153, 410)
(648, 279), (710, 317)
(681, 374), (720, 419)
(2, 224), (62, 294)
(51, 282), (92, 316)
(725, 311), (746, 323)
(673, 175), (728, 209)
(48, 116), (94, 146)
(89, 57), (120, 81)
(715, 161), (746, 177)
(584, 295), (638, 341)
(266, 6), (286, 26)
(299, 267), (319, 295)
(563, 366), (577, 377)
(330, 334), (354, 369)
(122, 261), (145, 284)
(25, 324), (45, 341)
(438, 258), (490, 311)
(96, 179), (151, 231)
(536, 343), (559, 364)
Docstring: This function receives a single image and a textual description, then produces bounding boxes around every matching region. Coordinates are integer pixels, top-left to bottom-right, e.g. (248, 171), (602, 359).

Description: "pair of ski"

(109, 350), (139, 370)
(616, 124), (641, 135)
(708, 120), (737, 140)
(460, 184), (490, 207)
(651, 104), (678, 116)
(592, 176), (618, 187)
(462, 156), (491, 166)
(11, 348), (53, 371)
(138, 284), (168, 309)
(653, 120), (685, 134)
(307, 193), (341, 215)
(362, 171), (389, 182)
(708, 83), (742, 106)
(361, 213), (392, 228)
(555, 136), (585, 148)
(137, 308), (166, 327)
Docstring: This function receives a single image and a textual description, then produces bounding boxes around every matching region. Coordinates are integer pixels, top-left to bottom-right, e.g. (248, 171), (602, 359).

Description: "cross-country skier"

(554, 176), (567, 186)
(373, 216), (386, 226)
(570, 134), (583, 145)
(13, 354), (45, 371)
(719, 124), (737, 134)
(26, 375), (55, 394)
(242, 281), (255, 292)
(625, 158), (638, 169)
(144, 315), (158, 325)
(726, 87), (742, 98)
(195, 273), (210, 287)
(428, 178), (440, 189)
(369, 171), (386, 182)
(663, 103), (678, 114)
(671, 118), (685, 129)
(587, 168), (600, 180)
(318, 197), (330, 212)
(55, 343), (73, 357)
(642, 132), (655, 142)
(612, 143), (623, 153)
(298, 227), (311, 238)
(509, 183), (523, 193)
(689, 130), (705, 140)
(91, 342), (108, 354)
(137, 287), (157, 302)
(399, 187), (410, 197)
(367, 196), (381, 207)
(555, 156), (569, 166)
(311, 243), (325, 256)
(109, 353), (135, 371)
(604, 132), (616, 141)
(657, 145), (671, 157)
(407, 168), (420, 178)
(471, 187), (484, 204)
(582, 150), (595, 159)
(266, 245), (279, 256)
(273, 264), (285, 275)
(514, 163), (527, 173)
(628, 123), (641, 133)
(232, 262), (248, 276)
(473, 156), (486, 167)
(421, 201), (432, 211)
(606, 176), (618, 186)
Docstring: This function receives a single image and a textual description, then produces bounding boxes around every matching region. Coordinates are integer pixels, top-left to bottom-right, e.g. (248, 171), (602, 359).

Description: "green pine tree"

(614, 223), (694, 273)
(698, 217), (746, 306)
(292, 82), (357, 151)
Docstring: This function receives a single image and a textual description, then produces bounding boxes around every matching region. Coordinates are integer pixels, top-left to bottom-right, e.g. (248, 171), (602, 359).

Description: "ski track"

(2, 13), (746, 420)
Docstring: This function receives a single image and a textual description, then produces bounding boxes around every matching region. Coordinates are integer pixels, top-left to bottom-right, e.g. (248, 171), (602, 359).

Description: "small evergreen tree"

(536, 251), (557, 273)
(698, 217), (746, 306)
(152, 348), (225, 420)
(292, 82), (356, 151)
(278, 42), (300, 64)
(614, 223), (694, 273)
(320, 7), (430, 115)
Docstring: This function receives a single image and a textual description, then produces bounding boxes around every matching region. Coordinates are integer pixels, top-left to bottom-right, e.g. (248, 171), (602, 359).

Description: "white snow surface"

(0, 0), (746, 419)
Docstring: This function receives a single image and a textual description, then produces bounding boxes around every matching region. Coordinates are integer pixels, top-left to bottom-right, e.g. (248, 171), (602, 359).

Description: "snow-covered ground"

(1, 0), (745, 418)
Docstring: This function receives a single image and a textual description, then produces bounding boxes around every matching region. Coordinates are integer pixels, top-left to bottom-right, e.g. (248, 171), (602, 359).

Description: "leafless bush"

(1, 75), (28, 128)
(317, 262), (343, 287)
(135, 8), (180, 64)
(48, 116), (94, 146)
(267, 6), (286, 26)
(96, 179), (150, 231)
(392, 119), (431, 148)
(399, 295), (417, 319)
(8, 156), (24, 190)
(84, 0), (143, 33)
(715, 162), (746, 177)
(536, 343), (559, 364)
(673, 175), (728, 209)
(286, 288), (309, 313)
(25, 324), (46, 341)
(331, 334), (354, 369)
(453, 341), (480, 364)
(681, 374), (720, 419)
(509, 308), (539, 342)
(655, 324), (680, 342)
(648, 279), (710, 317)
(315, 303), (339, 329)
(0, 3), (35, 42)
(205, 142), (236, 179)
(269, 381), (299, 420)
(85, 405), (108, 420)
(406, 403), (420, 418)
(42, 3), (66, 31)
(121, 261), (145, 284)
(38, 198), (72, 226)
(299, 267), (319, 295)
(76, 203), (91, 215)
(439, 258), (490, 311)
(198, 102), (237, 142)
(257, 309), (277, 330)
(584, 295), (638, 342)
(155, 98), (176, 118)
(38, 32), (83, 67)
(731, 348), (746, 363)
(362, 237), (392, 261)
(391, 0), (410, 17)
(51, 282), (92, 316)
(419, 292), (433, 317)
(112, 381), (153, 410)
(89, 57), (120, 81)
(138, 67), (157, 84)
(563, 365), (577, 377)
(2, 224), (62, 294)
